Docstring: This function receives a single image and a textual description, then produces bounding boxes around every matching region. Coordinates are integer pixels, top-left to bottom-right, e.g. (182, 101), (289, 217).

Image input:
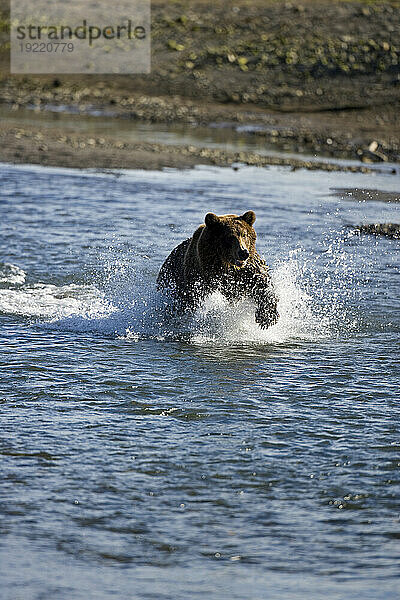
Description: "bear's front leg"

(250, 275), (279, 329)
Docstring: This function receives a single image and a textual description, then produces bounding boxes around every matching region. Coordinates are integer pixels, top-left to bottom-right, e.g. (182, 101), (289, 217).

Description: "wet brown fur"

(157, 211), (279, 329)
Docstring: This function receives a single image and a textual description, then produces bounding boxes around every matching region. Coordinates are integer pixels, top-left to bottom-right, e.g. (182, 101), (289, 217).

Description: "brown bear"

(157, 211), (279, 329)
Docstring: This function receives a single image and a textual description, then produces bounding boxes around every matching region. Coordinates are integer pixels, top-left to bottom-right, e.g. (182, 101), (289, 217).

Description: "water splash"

(0, 254), (341, 344)
(1, 223), (373, 343)
(188, 260), (328, 345)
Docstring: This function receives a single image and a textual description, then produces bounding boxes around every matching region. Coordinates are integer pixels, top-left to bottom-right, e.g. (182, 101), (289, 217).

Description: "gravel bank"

(0, 0), (399, 168)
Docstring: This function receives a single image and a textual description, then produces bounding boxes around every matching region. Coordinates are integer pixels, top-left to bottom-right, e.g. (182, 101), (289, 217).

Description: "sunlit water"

(1, 162), (399, 600)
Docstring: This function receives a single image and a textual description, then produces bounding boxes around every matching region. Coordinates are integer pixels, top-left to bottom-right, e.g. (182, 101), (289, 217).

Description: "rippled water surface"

(1, 162), (399, 599)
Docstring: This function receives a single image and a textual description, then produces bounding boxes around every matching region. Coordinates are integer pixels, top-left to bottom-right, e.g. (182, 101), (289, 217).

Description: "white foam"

(0, 283), (113, 319)
(0, 263), (26, 285)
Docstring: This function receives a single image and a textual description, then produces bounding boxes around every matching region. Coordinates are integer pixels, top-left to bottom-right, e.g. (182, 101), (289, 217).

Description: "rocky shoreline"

(0, 120), (393, 174)
(356, 223), (400, 238)
(0, 0), (399, 171)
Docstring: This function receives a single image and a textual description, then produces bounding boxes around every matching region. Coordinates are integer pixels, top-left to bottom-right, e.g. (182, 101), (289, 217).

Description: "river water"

(1, 162), (399, 599)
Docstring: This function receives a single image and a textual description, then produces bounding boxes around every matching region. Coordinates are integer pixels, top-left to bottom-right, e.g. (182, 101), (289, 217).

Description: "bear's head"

(199, 211), (257, 269)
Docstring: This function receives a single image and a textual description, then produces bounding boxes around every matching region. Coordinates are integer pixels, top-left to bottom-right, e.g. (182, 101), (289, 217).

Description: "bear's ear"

(240, 211), (256, 226)
(205, 213), (220, 228)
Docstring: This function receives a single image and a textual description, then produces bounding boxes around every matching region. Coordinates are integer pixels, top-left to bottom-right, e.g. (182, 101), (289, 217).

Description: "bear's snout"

(233, 246), (250, 267)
